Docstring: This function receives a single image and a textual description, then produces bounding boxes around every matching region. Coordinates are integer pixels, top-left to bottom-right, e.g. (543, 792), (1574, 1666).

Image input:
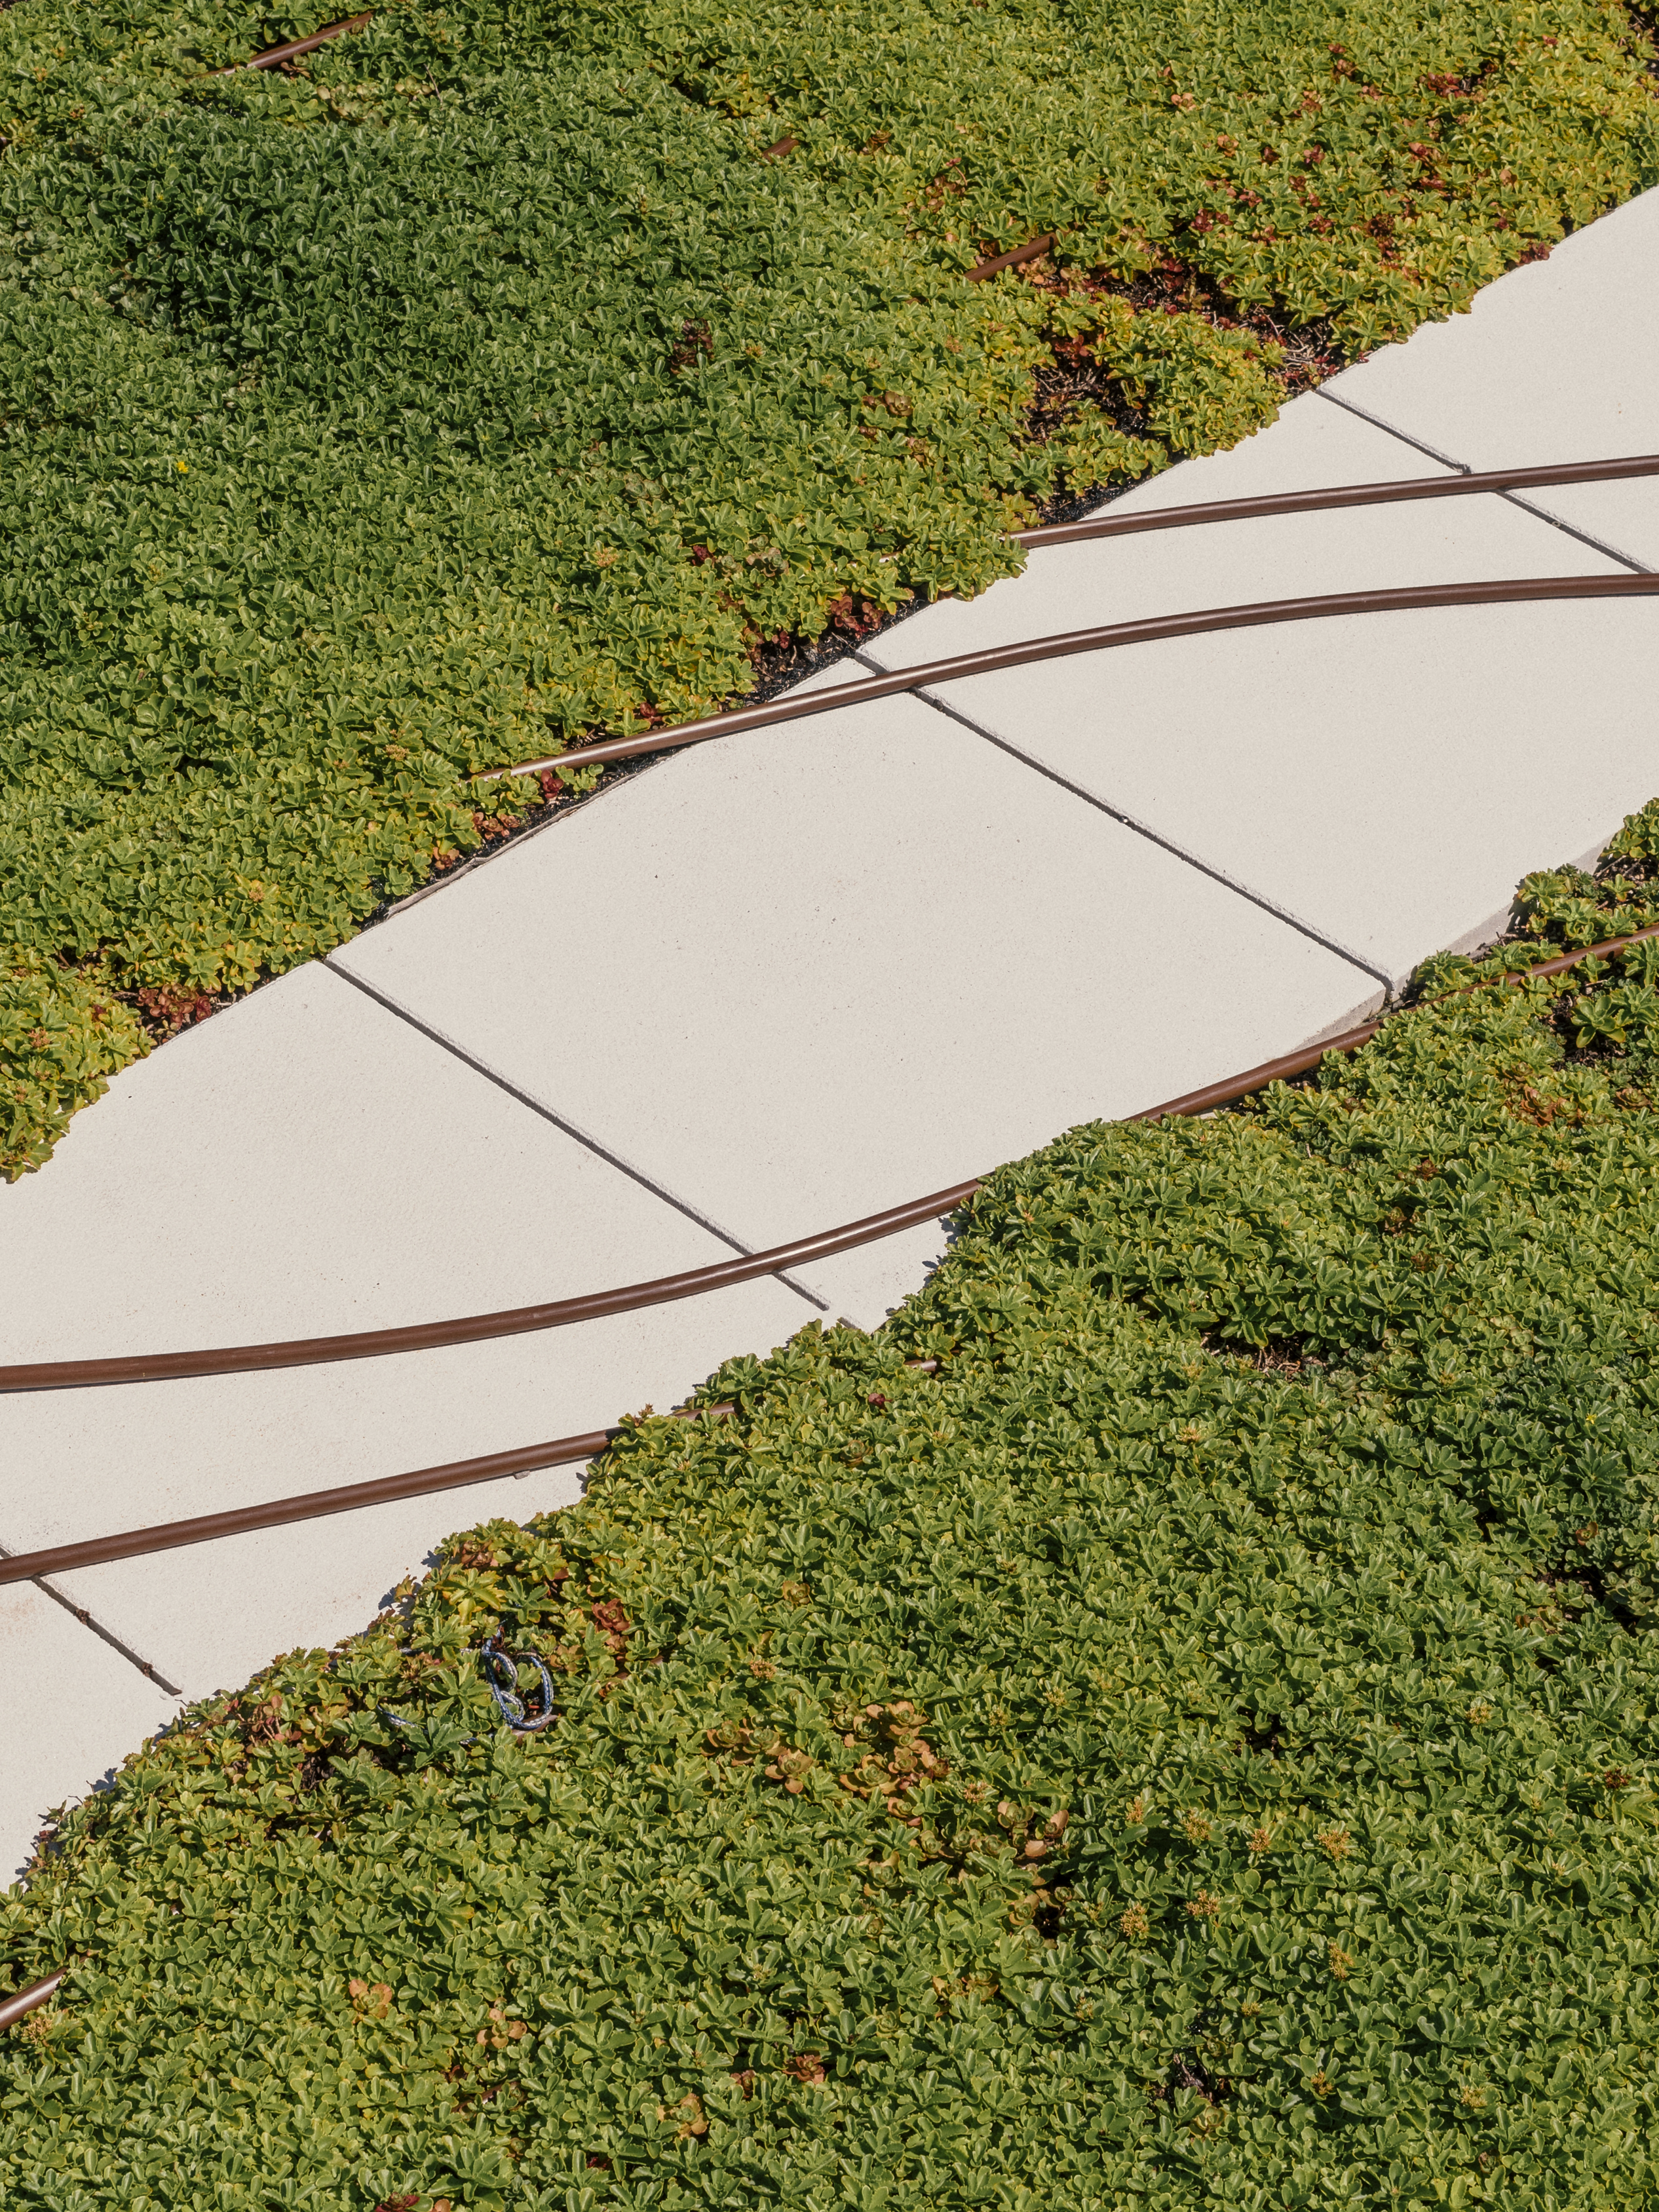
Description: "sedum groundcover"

(3, 0), (1659, 1173)
(9, 823), (1659, 2206)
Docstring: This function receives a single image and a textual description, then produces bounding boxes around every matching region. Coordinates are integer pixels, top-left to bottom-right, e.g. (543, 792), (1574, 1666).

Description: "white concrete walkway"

(4, 185), (1657, 1883)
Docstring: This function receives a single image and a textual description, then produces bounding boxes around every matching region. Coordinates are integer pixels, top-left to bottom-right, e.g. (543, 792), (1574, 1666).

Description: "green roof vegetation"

(7, 810), (1659, 2207)
(3, 0), (1658, 1172)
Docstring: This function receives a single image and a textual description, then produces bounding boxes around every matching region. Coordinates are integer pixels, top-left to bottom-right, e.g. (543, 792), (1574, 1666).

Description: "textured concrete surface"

(0, 959), (814, 1360)
(334, 683), (1379, 1309)
(0, 963), (812, 1705)
(854, 392), (1649, 988)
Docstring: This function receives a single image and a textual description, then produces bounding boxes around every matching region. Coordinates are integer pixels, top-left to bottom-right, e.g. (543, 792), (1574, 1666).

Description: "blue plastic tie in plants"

(379, 1633), (556, 1742)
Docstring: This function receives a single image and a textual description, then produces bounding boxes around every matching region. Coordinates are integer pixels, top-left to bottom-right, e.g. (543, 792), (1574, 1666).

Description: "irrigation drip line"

(1011, 451), (1659, 550)
(0, 1388), (978, 1587)
(0, 1971), (64, 2032)
(4, 920), (1658, 1590)
(4, 472), (1657, 1590)
(479, 453), (1659, 785)
(968, 234), (1056, 280)
(5, 929), (1658, 1403)
(214, 10), (375, 72)
(483, 570), (1659, 785)
(0, 1426), (631, 1588)
(32, 469), (1659, 1395)
(478, 455), (1659, 785)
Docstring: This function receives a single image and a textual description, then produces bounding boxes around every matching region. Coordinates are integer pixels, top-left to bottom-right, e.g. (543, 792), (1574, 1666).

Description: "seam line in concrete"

(1314, 385), (1474, 473)
(1493, 490), (1653, 574)
(850, 652), (1394, 990)
(320, 958), (831, 1311)
(1315, 387), (1651, 572)
(0, 1551), (185, 1696)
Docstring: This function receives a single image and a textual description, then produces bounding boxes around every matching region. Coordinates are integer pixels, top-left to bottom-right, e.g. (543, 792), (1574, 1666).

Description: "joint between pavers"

(1316, 387), (1652, 573)
(320, 958), (831, 1313)
(1314, 385), (1471, 475)
(1, 1555), (185, 1697)
(854, 653), (1394, 994)
(1493, 490), (1652, 575)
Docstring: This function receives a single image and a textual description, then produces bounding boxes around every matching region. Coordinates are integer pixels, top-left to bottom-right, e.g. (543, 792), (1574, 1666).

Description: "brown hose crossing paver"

(484, 570), (1659, 785)
(4, 912), (1655, 1587)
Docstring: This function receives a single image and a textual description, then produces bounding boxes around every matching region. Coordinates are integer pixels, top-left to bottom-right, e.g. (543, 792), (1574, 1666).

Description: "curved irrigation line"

(4, 914), (1658, 1589)
(1012, 450), (1659, 551)
(0, 1178), (982, 1393)
(6, 559), (1659, 1395)
(968, 233), (1056, 280)
(0, 1416), (714, 1590)
(482, 569), (1659, 785)
(0, 1040), (1369, 1393)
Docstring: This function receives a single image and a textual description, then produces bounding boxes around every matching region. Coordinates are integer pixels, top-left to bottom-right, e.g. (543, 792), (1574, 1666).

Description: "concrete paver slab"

(334, 685), (1380, 1334)
(0, 964), (812, 1697)
(849, 394), (1646, 988)
(904, 598), (1650, 990)
(0, 1583), (181, 1886)
(1324, 185), (1659, 568)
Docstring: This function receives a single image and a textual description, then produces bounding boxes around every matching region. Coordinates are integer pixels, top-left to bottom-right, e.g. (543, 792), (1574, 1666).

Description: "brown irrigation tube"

(0, 1971), (64, 2031)
(483, 570), (1659, 785)
(0, 1181), (983, 1393)
(9, 910), (1656, 1398)
(214, 10), (375, 72)
(968, 233), (1056, 280)
(4, 913), (1658, 1587)
(1013, 450), (1659, 551)
(0, 1412), (729, 1589)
